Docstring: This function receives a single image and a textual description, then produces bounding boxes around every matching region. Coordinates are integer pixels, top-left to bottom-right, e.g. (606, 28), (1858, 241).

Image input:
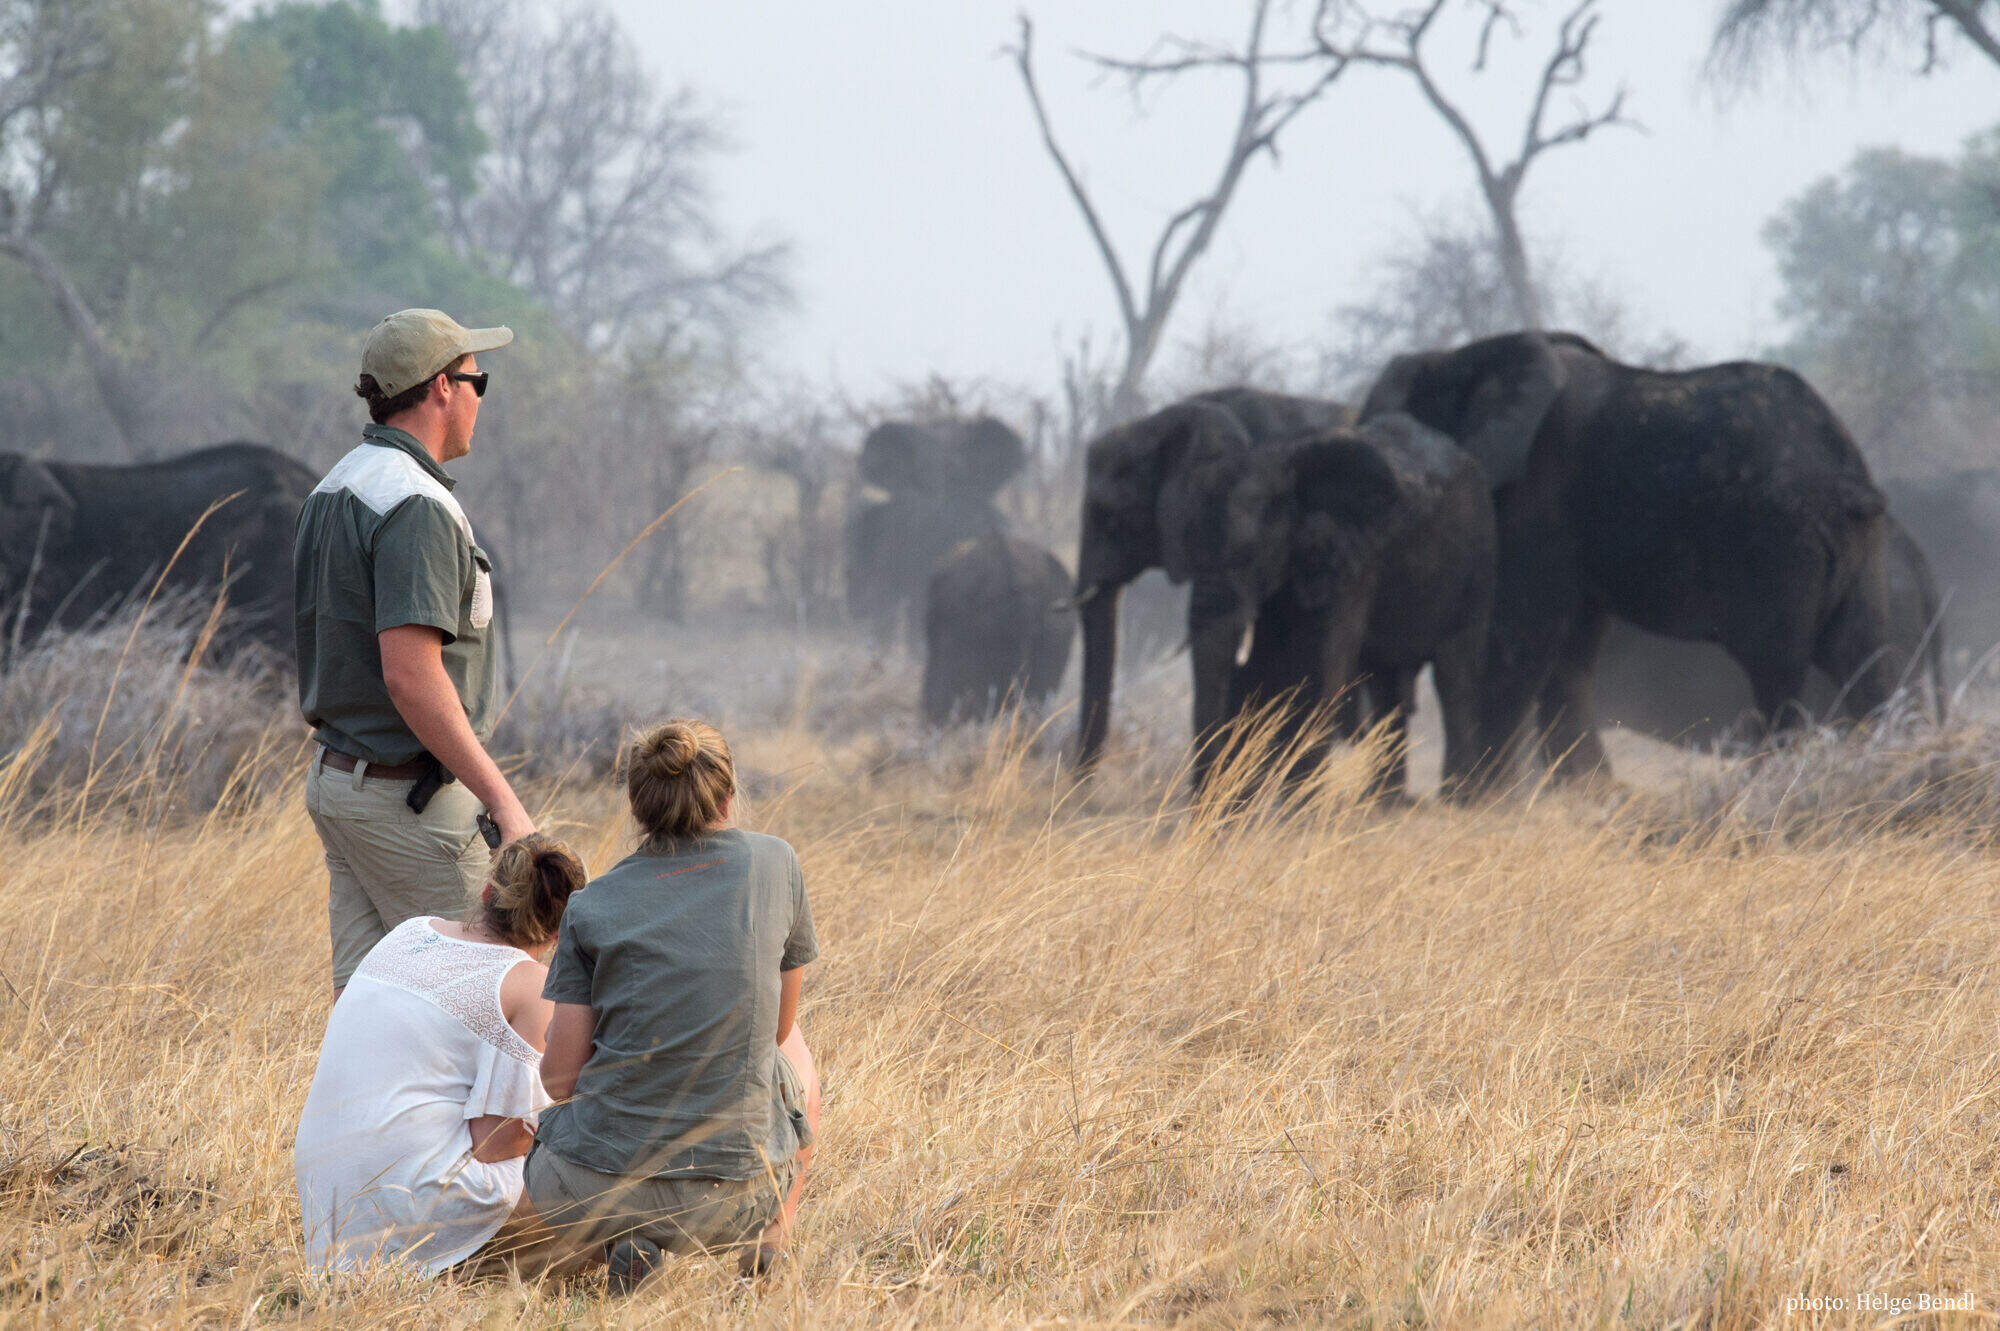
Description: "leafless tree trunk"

(1010, 4), (1346, 423)
(1312, 0), (1636, 331)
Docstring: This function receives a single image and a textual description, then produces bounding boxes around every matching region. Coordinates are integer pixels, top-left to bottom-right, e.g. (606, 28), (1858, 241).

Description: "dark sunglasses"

(445, 370), (489, 398)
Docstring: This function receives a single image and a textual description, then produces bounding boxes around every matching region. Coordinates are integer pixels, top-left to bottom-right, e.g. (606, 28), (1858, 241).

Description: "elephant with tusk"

(1219, 415), (1496, 801)
(1071, 387), (1348, 793)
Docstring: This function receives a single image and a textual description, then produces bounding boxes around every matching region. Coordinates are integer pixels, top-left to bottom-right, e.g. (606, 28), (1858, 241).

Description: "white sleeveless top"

(294, 918), (552, 1275)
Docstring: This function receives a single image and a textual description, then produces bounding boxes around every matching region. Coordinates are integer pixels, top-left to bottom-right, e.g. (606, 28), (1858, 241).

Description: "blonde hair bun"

(480, 833), (586, 947)
(627, 719), (735, 842)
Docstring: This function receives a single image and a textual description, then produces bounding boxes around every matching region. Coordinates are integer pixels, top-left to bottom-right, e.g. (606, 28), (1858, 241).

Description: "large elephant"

(1072, 387), (1348, 790)
(921, 533), (1073, 726)
(1219, 415), (1495, 799)
(845, 417), (1026, 640)
(1361, 332), (1911, 787)
(1591, 516), (1944, 746)
(0, 441), (315, 657)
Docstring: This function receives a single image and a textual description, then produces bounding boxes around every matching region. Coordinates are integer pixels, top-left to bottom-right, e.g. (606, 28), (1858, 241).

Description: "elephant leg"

(1536, 607), (1611, 784)
(1432, 619), (1487, 802)
(1476, 524), (1580, 788)
(1360, 667), (1417, 804)
(1812, 567), (1899, 723)
(921, 663), (950, 727)
(1727, 604), (1821, 738)
(1188, 581), (1243, 796)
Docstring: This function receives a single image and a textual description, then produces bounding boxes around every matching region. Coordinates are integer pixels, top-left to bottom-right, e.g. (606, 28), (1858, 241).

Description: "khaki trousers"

(304, 748), (488, 987)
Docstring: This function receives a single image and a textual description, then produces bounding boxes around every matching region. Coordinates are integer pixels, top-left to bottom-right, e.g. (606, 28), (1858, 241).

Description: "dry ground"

(4, 619), (2000, 1328)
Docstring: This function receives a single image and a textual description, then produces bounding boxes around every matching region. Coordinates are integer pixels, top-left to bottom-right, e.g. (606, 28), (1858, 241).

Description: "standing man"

(295, 308), (536, 994)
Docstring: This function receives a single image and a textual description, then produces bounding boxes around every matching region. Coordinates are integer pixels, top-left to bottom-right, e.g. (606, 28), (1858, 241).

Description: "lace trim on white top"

(352, 919), (541, 1066)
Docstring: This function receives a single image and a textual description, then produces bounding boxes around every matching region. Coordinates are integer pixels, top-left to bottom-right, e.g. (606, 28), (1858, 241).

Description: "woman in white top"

(294, 835), (586, 1276)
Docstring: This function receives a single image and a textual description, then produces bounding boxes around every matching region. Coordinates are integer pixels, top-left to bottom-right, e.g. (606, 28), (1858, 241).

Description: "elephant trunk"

(1187, 579), (1250, 795)
(1076, 583), (1121, 773)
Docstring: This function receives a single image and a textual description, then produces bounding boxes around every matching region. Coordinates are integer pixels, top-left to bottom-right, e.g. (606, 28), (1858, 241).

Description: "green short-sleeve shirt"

(538, 829), (820, 1179)
(293, 425), (498, 765)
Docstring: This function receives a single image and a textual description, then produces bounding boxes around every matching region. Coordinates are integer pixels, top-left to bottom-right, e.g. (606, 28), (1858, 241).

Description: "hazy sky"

(607, 3), (1997, 397)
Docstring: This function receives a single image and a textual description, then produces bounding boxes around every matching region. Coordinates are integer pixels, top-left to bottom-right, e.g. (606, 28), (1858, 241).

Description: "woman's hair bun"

(654, 723), (700, 777)
(627, 719), (735, 842)
(481, 833), (585, 947)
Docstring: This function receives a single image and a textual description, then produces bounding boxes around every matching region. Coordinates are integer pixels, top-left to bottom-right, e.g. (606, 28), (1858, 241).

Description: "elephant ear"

(0, 455), (76, 532)
(955, 417), (1026, 498)
(1287, 437), (1401, 611)
(1156, 402), (1253, 584)
(1359, 353), (1431, 423)
(1443, 333), (1568, 489)
(859, 422), (936, 494)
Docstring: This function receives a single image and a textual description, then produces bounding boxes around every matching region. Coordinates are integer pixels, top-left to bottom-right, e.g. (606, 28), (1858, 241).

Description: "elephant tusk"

(1235, 621), (1256, 667)
(1056, 584), (1101, 612)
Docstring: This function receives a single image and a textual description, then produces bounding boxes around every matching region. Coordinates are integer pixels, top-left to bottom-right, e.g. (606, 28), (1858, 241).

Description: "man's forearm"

(384, 660), (527, 826)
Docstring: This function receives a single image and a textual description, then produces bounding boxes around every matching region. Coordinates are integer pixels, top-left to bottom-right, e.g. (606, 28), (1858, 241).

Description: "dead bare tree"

(1311, 0), (1637, 330)
(1009, 4), (1347, 422)
(1712, 0), (2000, 78)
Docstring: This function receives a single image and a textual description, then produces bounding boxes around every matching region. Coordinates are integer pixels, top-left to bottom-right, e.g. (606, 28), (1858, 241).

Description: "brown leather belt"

(318, 747), (435, 781)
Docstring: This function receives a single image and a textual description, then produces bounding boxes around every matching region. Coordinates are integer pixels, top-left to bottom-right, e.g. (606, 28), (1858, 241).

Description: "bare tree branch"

(1009, 16), (1142, 336)
(1311, 0), (1636, 329)
(1711, 0), (2000, 79)
(1012, 2), (1345, 418)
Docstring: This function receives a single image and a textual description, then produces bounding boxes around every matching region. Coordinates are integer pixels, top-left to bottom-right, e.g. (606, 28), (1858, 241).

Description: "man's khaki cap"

(360, 309), (514, 398)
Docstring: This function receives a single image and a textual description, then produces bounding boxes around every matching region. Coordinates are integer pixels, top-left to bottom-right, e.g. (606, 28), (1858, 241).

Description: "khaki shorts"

(510, 1050), (810, 1266)
(304, 748), (488, 987)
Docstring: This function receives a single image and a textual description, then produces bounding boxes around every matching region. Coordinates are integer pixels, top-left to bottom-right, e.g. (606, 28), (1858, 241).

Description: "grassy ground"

(4, 618), (1999, 1327)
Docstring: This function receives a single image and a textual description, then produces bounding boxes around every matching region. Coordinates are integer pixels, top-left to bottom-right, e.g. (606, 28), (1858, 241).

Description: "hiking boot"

(606, 1235), (665, 1293)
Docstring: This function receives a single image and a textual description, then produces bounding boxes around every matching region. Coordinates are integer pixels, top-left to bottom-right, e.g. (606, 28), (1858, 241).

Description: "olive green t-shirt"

(538, 829), (820, 1180)
(293, 425), (497, 766)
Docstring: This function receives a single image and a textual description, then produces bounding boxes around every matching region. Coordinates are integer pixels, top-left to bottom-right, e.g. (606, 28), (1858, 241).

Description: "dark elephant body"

(1224, 415), (1495, 798)
(1363, 333), (1908, 785)
(1592, 517), (1944, 745)
(922, 533), (1074, 726)
(0, 442), (316, 656)
(845, 417), (1026, 640)
(1072, 388), (1349, 789)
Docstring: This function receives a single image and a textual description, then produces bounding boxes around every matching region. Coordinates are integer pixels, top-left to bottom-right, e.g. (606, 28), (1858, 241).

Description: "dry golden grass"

(5, 691), (2000, 1329)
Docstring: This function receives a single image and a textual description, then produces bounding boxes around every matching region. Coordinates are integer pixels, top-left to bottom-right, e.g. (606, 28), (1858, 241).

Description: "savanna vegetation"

(7, 1), (2000, 1327)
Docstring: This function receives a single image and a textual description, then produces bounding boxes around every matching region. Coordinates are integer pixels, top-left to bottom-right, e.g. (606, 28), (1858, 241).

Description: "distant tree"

(1309, 0), (1637, 331)
(415, 0), (788, 353)
(1009, 2), (1348, 421)
(224, 1), (490, 316)
(0, 0), (510, 455)
(1323, 206), (1687, 392)
(1762, 133), (2000, 469)
(0, 0), (208, 451)
(1712, 0), (2000, 79)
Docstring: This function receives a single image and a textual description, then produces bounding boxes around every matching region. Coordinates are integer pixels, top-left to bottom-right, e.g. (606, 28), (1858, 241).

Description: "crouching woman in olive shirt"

(524, 719), (821, 1289)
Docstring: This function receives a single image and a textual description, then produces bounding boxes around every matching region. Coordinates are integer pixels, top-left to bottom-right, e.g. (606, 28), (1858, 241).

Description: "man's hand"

(493, 805), (537, 850)
(379, 624), (534, 845)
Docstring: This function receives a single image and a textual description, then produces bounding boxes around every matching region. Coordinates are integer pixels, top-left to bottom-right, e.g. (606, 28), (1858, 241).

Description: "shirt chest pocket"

(470, 547), (494, 631)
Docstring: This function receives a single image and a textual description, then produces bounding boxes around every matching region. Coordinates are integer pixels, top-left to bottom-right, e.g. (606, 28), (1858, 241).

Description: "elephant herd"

(905, 330), (1954, 801)
(0, 331), (1966, 803)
